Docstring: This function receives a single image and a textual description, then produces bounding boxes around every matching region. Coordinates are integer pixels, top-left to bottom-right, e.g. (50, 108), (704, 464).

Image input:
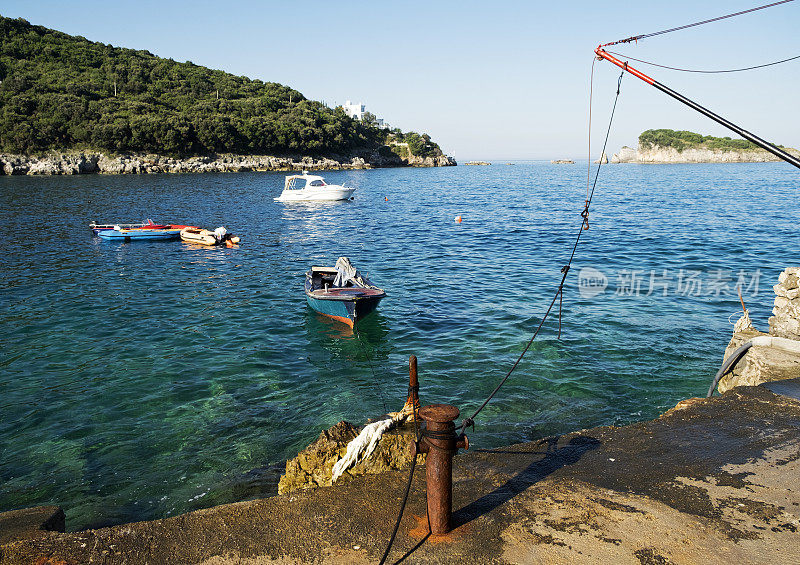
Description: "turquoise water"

(0, 162), (797, 530)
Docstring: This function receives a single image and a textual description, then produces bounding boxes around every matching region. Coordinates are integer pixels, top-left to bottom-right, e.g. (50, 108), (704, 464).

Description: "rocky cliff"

(612, 144), (800, 164)
(0, 149), (455, 176)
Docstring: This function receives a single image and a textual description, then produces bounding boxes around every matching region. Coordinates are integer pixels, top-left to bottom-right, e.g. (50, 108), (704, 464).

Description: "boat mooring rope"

(379, 67), (626, 565)
(458, 67), (625, 438)
(379, 382), (422, 565)
(353, 326), (388, 414)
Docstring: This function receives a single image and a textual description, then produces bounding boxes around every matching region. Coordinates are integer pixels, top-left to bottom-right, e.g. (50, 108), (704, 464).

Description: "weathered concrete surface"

(0, 507), (64, 545)
(2, 385), (799, 564)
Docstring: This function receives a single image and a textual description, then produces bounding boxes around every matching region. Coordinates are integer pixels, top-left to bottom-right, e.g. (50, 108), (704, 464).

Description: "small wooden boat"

(180, 227), (241, 246)
(304, 258), (385, 327)
(96, 226), (182, 241)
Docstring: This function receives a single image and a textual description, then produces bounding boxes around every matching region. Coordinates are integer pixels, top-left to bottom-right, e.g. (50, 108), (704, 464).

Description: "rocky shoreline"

(611, 144), (800, 164)
(0, 150), (456, 176)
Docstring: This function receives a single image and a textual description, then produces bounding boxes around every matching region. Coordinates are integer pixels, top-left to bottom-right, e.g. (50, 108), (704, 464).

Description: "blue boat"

(96, 227), (182, 241)
(305, 259), (385, 327)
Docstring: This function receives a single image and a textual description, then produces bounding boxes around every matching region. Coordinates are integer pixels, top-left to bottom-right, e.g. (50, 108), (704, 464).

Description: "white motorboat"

(274, 172), (355, 202)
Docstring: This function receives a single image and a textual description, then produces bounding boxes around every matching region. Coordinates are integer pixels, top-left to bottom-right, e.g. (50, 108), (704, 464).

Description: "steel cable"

(606, 50), (800, 73)
(603, 0), (795, 46)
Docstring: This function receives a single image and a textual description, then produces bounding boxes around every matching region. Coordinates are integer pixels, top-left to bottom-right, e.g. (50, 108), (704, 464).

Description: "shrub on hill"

(639, 129), (759, 152)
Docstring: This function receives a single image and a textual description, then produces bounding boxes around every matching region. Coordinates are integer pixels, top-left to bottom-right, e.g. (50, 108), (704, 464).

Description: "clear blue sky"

(3, 1), (798, 159)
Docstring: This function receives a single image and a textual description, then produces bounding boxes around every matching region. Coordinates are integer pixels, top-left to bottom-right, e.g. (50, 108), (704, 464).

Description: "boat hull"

(305, 287), (385, 327)
(97, 228), (182, 241)
(90, 221), (170, 235)
(275, 187), (355, 202)
(180, 228), (218, 246)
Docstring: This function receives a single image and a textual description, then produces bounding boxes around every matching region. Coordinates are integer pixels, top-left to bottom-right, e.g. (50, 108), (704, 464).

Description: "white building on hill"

(342, 100), (389, 129)
(343, 100), (366, 121)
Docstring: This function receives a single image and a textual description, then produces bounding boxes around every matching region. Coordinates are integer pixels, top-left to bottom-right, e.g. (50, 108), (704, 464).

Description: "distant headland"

(612, 129), (800, 164)
(0, 16), (454, 174)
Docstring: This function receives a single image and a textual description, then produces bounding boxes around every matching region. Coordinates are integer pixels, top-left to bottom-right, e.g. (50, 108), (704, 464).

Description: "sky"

(2, 1), (798, 160)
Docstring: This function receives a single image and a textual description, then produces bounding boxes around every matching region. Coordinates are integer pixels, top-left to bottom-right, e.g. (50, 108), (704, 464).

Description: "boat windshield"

(309, 179), (326, 187)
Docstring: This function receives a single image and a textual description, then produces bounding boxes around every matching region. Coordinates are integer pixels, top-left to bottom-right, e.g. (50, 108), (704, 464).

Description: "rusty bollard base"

(414, 403), (468, 536)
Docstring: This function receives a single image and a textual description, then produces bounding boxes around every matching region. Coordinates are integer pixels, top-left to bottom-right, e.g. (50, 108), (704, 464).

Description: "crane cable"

(604, 50), (800, 74)
(602, 0), (796, 46)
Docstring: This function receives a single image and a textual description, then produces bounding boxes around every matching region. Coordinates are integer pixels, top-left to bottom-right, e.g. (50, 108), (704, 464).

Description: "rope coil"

(421, 428), (461, 453)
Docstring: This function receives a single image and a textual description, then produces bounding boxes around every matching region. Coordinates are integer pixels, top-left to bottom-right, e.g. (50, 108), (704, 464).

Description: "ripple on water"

(0, 162), (797, 530)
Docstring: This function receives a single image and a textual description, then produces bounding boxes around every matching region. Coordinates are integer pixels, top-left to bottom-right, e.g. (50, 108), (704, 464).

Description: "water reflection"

(304, 307), (390, 354)
(277, 200), (355, 246)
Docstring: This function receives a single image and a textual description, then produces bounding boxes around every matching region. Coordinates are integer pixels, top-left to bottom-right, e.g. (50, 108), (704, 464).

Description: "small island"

(551, 159), (575, 164)
(612, 129), (800, 164)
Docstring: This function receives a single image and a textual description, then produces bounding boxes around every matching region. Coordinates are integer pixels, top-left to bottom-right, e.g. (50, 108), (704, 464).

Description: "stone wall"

(769, 268), (800, 339)
(718, 267), (800, 393)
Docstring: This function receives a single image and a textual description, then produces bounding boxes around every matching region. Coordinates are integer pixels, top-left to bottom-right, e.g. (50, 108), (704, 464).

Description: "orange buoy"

(454, 215), (462, 223)
(385, 196), (389, 201)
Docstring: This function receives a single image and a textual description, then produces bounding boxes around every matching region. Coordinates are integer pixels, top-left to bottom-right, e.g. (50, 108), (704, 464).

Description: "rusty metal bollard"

(406, 355), (421, 415)
(410, 404), (468, 535)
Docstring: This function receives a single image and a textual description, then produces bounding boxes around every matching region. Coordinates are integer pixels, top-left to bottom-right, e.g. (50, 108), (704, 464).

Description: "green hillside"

(638, 129), (759, 152)
(0, 16), (441, 158)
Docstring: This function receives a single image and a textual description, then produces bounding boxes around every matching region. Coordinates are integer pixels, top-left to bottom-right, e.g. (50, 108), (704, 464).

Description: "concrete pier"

(2, 382), (799, 564)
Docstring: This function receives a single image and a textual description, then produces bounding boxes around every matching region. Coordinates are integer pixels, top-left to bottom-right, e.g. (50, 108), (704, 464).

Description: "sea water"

(0, 161), (797, 530)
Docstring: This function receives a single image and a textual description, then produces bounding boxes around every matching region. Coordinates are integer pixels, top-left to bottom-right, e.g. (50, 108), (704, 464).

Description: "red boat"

(89, 219), (196, 235)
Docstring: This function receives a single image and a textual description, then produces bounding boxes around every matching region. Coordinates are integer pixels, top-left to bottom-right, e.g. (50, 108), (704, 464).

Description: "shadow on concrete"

(452, 435), (601, 528)
(394, 531), (431, 564)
